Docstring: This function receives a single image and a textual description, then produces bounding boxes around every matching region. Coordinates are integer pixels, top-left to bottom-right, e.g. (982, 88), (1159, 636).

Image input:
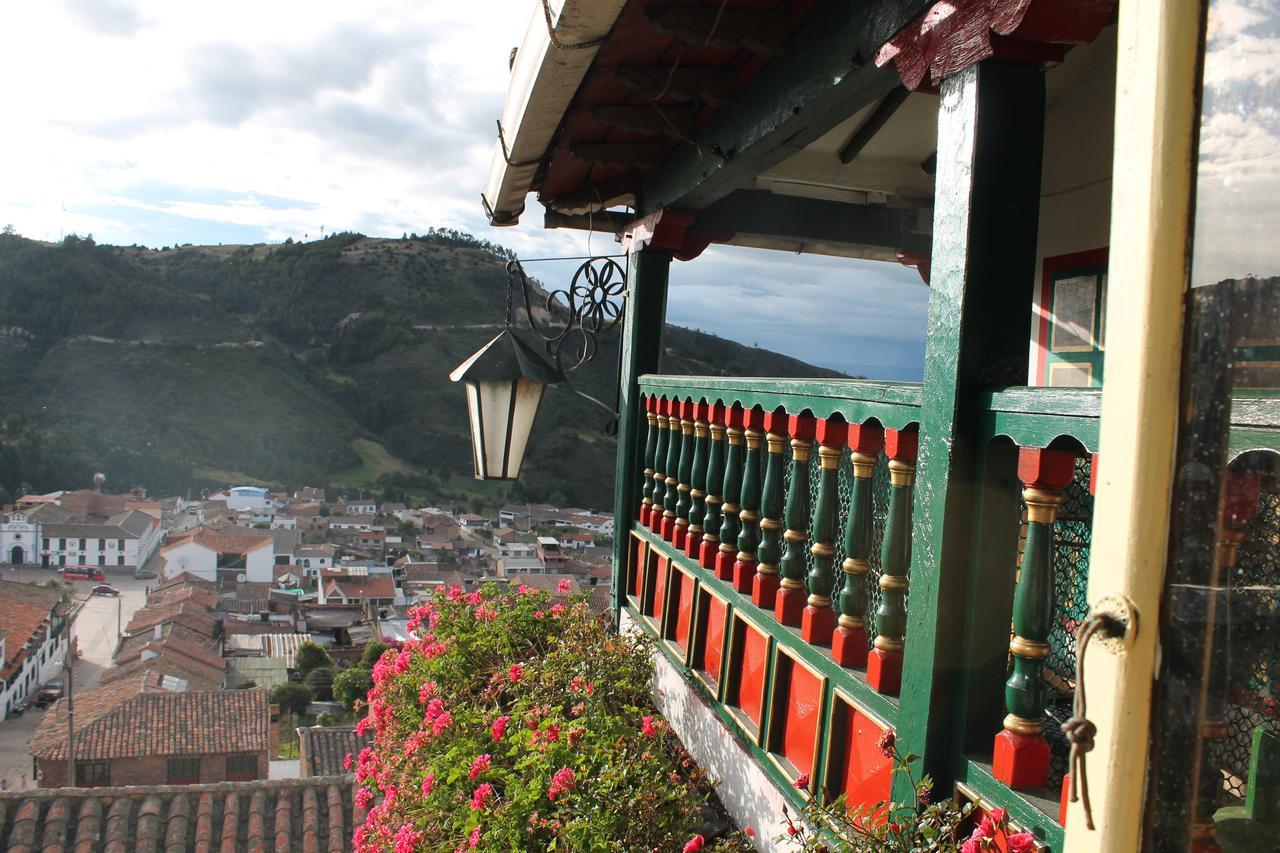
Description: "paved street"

(0, 568), (149, 791)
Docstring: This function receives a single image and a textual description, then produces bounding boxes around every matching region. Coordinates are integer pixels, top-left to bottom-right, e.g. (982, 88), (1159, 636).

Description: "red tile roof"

(31, 678), (269, 761)
(0, 580), (66, 679)
(0, 776), (355, 852)
(324, 574), (395, 601)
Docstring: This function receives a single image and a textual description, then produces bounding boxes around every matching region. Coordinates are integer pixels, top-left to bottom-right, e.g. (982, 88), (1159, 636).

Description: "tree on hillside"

(293, 641), (332, 678)
(360, 641), (389, 668)
(270, 682), (314, 717)
(305, 665), (337, 701)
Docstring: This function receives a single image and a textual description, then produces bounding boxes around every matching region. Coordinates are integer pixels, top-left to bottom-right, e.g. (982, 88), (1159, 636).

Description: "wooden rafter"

(571, 142), (670, 170)
(591, 104), (698, 140)
(643, 5), (790, 56)
(615, 65), (738, 106)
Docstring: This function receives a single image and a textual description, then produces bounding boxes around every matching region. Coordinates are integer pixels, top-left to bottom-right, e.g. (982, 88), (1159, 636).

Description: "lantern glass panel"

(466, 377), (546, 479)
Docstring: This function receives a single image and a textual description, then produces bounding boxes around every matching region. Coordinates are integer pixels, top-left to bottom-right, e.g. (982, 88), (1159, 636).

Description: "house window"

(167, 757), (201, 784)
(117, 539), (124, 550)
(79, 539), (85, 550)
(117, 554), (124, 566)
(42, 538), (49, 550)
(226, 753), (258, 780)
(75, 761), (110, 787)
(57, 539), (64, 550)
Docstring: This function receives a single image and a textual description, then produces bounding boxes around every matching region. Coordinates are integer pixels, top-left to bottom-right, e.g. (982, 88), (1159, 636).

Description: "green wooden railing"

(621, 376), (1280, 853)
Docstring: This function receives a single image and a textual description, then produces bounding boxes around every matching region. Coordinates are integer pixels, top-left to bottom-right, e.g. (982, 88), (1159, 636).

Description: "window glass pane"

(1146, 3), (1280, 849)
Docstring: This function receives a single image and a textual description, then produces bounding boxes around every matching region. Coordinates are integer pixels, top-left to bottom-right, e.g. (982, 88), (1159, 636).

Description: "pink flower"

(470, 783), (494, 810)
(469, 754), (492, 780)
(682, 835), (705, 852)
(977, 816), (996, 839)
(475, 606), (497, 621)
(355, 786), (373, 810)
(431, 711), (453, 736)
(1007, 832), (1038, 853)
(641, 715), (657, 738)
(988, 808), (1007, 826)
(517, 583), (530, 594)
(468, 826), (482, 849)
(744, 826), (756, 838)
(393, 823), (423, 853)
(465, 591), (483, 606)
(491, 715), (510, 741)
(343, 752), (353, 770)
(548, 767), (576, 800)
(585, 682), (594, 695)
(550, 603), (566, 617)
(534, 610), (545, 619)
(508, 663), (524, 682)
(418, 680), (437, 704)
(557, 578), (573, 593)
(793, 773), (810, 789)
(421, 774), (435, 796)
(961, 841), (980, 853)
(877, 729), (896, 759)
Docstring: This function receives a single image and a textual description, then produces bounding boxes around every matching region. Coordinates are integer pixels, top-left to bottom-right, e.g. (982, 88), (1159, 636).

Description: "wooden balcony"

(619, 376), (1280, 850)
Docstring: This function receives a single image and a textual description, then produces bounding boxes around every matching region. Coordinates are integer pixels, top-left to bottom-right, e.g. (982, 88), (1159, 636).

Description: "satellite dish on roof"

(236, 573), (247, 583)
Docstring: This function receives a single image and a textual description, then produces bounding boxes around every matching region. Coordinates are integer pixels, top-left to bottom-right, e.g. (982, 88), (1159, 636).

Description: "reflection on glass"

(1146, 2), (1280, 850)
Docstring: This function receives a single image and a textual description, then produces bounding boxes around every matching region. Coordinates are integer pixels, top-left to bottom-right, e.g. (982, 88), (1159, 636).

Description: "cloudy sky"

(0, 0), (928, 379)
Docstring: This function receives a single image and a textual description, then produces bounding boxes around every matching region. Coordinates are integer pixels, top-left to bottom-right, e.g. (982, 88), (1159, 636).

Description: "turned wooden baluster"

(800, 416), (838, 645)
(752, 408), (790, 609)
(714, 405), (745, 581)
(993, 447), (1075, 789)
(660, 397), (683, 542)
(648, 398), (670, 534)
(685, 401), (711, 558)
(699, 402), (727, 570)
(833, 422), (884, 667)
(774, 414), (818, 625)
(639, 396), (659, 527)
(732, 407), (766, 594)
(673, 400), (697, 551)
(868, 428), (918, 695)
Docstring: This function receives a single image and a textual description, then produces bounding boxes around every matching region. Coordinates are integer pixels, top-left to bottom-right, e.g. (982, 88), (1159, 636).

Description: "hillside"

(0, 231), (842, 509)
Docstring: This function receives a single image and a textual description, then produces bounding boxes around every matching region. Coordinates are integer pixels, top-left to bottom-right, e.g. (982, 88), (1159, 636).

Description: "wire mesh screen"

(1013, 454), (1094, 793)
(1210, 488), (1280, 804)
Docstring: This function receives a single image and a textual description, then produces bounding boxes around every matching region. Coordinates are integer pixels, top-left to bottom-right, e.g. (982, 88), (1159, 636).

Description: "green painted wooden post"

(715, 405), (746, 581)
(894, 60), (1046, 801)
(833, 422), (882, 666)
(685, 401), (711, 558)
(661, 397), (683, 542)
(674, 400), (696, 551)
(640, 397), (659, 527)
(699, 402), (727, 570)
(800, 417), (836, 645)
(775, 414), (817, 624)
(1246, 727), (1280, 823)
(609, 250), (670, 616)
(649, 403), (670, 534)
(752, 409), (789, 609)
(993, 446), (1074, 788)
(733, 407), (766, 594)
(868, 428), (917, 694)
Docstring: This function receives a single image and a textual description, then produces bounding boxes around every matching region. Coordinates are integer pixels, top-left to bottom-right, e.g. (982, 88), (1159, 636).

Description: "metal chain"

(541, 0), (608, 50)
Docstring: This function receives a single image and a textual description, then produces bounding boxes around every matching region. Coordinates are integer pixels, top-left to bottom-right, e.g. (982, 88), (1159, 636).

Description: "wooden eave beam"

(571, 142), (670, 170)
(638, 0), (934, 215)
(615, 65), (738, 106)
(591, 104), (698, 140)
(543, 172), (640, 216)
(837, 86), (911, 164)
(544, 210), (634, 234)
(692, 189), (931, 254)
(643, 5), (790, 56)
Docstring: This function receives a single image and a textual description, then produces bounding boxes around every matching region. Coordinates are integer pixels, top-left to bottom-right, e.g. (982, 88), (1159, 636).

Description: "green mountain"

(0, 230), (841, 509)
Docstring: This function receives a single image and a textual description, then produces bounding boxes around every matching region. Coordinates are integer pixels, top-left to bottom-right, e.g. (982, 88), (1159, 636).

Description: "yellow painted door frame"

(1063, 0), (1202, 850)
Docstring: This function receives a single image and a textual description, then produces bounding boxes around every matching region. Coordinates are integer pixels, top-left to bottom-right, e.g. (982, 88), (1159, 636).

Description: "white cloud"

(0, 0), (928, 377)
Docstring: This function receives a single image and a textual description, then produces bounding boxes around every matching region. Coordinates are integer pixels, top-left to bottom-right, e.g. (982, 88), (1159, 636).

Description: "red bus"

(60, 566), (106, 582)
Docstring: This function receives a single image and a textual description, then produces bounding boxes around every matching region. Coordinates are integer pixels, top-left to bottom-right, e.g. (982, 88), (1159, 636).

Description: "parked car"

(90, 584), (120, 597)
(135, 568), (156, 579)
(60, 566), (106, 582)
(32, 684), (63, 708)
(9, 702), (26, 717)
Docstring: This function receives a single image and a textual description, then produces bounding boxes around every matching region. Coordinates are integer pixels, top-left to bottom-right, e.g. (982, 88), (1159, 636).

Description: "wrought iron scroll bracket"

(505, 256), (629, 433)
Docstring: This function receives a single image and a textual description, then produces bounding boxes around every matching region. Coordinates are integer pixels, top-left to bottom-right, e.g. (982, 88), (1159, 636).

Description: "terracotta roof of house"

(299, 727), (374, 778)
(163, 526), (273, 555)
(153, 573), (218, 594)
(0, 581), (66, 679)
(100, 652), (223, 692)
(31, 679), (270, 762)
(0, 776), (356, 852)
(324, 575), (395, 601)
(124, 603), (217, 639)
(146, 583), (220, 611)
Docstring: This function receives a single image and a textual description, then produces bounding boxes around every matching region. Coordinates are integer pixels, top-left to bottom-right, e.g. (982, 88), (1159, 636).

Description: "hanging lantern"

(450, 329), (562, 480)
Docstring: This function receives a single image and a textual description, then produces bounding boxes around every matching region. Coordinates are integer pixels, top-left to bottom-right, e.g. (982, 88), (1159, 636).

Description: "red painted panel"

(777, 656), (824, 779)
(734, 620), (769, 728)
(672, 570), (694, 651)
(700, 594), (727, 685)
(836, 699), (893, 812)
(650, 554), (668, 620)
(630, 537), (646, 599)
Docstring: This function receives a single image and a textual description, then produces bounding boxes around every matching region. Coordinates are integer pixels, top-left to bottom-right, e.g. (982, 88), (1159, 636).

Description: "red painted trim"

(1035, 246), (1109, 385)
(876, 0), (1115, 91)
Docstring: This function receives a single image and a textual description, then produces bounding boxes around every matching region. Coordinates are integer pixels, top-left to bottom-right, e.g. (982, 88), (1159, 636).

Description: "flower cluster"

(349, 583), (745, 851)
